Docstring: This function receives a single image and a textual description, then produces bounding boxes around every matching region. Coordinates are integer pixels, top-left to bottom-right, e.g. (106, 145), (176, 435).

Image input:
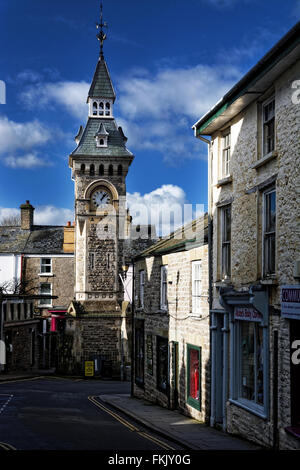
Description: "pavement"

(99, 393), (262, 451)
(0, 372), (262, 451)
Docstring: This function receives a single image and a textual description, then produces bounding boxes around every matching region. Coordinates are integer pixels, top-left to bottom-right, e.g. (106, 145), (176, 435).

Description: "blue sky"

(0, 0), (299, 227)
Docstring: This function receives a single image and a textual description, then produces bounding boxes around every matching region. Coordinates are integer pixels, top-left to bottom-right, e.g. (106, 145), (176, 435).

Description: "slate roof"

(71, 118), (133, 158)
(0, 226), (71, 255)
(135, 214), (208, 259)
(87, 58), (116, 101)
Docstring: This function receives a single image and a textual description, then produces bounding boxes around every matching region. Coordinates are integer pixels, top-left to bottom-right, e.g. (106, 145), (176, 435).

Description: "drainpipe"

(131, 260), (135, 397)
(222, 313), (229, 431)
(210, 312), (217, 427)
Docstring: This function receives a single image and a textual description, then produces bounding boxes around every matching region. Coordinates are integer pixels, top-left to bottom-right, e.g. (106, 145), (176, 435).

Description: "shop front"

(219, 286), (270, 440)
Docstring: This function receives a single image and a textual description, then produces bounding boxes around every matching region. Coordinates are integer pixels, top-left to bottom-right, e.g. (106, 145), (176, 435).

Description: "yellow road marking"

(88, 396), (175, 450)
(0, 442), (16, 450)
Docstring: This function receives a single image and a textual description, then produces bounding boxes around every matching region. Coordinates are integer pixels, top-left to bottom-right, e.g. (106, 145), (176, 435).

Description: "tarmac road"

(0, 377), (182, 451)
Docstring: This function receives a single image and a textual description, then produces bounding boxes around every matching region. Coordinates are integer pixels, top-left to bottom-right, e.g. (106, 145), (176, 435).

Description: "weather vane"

(96, 2), (107, 59)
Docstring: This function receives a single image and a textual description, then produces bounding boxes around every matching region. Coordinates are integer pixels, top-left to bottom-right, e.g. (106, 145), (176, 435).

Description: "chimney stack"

(20, 200), (35, 230)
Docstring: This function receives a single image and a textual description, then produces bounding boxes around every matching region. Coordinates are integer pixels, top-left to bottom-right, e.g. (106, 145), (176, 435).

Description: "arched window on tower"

(81, 164), (85, 173)
(105, 102), (111, 116)
(100, 138), (104, 146)
(93, 102), (98, 116)
(99, 102), (104, 116)
(108, 164), (113, 176)
(99, 164), (104, 176)
(118, 164), (122, 176)
(90, 164), (95, 176)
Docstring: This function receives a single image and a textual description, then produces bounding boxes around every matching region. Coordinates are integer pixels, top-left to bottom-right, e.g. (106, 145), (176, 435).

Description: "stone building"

(0, 201), (75, 371)
(132, 216), (210, 422)
(193, 22), (300, 449)
(63, 21), (155, 378)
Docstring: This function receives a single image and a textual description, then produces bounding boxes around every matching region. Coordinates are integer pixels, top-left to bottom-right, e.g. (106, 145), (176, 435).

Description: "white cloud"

(34, 206), (74, 225)
(0, 116), (51, 154)
(127, 184), (203, 236)
(4, 153), (52, 169)
(0, 205), (74, 226)
(17, 63), (240, 164)
(116, 64), (240, 163)
(118, 64), (240, 121)
(20, 81), (89, 120)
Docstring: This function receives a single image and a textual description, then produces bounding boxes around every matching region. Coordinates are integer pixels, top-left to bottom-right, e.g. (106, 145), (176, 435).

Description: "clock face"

(92, 189), (111, 208)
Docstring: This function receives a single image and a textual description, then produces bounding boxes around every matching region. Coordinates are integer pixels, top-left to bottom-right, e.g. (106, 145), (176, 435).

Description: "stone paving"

(99, 393), (262, 451)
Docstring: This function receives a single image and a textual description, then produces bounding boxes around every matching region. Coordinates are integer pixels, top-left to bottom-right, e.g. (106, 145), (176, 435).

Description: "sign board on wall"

(234, 307), (262, 322)
(281, 285), (300, 320)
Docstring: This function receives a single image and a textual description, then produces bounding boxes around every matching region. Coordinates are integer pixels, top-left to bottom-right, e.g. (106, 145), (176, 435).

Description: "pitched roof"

(87, 57), (116, 102)
(135, 214), (208, 259)
(71, 118), (133, 158)
(0, 226), (74, 255)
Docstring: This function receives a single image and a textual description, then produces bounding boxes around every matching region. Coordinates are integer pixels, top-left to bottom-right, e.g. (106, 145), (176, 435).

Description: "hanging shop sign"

(281, 285), (300, 320)
(234, 307), (262, 322)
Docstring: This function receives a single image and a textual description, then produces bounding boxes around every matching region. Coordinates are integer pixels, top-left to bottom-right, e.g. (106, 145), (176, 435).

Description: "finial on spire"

(96, 2), (107, 59)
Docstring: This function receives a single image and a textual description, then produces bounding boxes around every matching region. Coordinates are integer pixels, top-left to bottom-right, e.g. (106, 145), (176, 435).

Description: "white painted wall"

(0, 254), (22, 292)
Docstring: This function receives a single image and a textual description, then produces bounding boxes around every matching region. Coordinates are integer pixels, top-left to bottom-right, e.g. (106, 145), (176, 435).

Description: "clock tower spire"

(68, 3), (134, 378)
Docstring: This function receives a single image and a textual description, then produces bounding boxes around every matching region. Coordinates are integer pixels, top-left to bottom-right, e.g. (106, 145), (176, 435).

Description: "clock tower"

(67, 5), (134, 377)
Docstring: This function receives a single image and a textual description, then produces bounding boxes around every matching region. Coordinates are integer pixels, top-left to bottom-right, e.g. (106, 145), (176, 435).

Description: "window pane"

(256, 326), (264, 405)
(241, 321), (255, 401)
(266, 191), (276, 232)
(189, 348), (200, 401)
(41, 258), (51, 273)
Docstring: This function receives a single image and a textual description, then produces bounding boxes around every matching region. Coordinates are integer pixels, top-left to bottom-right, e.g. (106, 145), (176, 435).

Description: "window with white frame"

(221, 129), (231, 177)
(221, 205), (231, 279)
(263, 188), (276, 276)
(139, 270), (145, 308)
(192, 261), (202, 314)
(262, 97), (275, 156)
(90, 99), (112, 117)
(160, 265), (168, 311)
(40, 258), (52, 274)
(39, 283), (52, 306)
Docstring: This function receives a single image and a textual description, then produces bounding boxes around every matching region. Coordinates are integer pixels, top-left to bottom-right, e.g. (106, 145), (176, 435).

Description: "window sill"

(158, 308), (168, 314)
(229, 398), (267, 420)
(260, 278), (278, 286)
(214, 280), (232, 288)
(216, 175), (232, 187)
(38, 305), (52, 308)
(251, 151), (278, 169)
(39, 273), (53, 277)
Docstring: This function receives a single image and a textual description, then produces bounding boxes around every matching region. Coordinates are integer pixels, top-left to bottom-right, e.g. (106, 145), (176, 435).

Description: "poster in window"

(187, 345), (201, 409)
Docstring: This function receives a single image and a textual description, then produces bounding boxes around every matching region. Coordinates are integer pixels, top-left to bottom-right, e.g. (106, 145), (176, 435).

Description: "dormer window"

(89, 99), (113, 118)
(95, 122), (109, 148)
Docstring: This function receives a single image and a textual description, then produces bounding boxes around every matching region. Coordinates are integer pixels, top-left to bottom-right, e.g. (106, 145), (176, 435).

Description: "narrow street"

(0, 378), (182, 451)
